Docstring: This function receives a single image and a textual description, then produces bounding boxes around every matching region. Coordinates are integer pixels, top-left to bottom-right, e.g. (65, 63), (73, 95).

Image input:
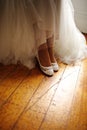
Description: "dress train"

(55, 0), (87, 64)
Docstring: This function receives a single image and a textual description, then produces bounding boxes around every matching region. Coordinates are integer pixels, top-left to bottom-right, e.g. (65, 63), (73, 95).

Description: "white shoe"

(36, 55), (54, 76)
(51, 62), (59, 72)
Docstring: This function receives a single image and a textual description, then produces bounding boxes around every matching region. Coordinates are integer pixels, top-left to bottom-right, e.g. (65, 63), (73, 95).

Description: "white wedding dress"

(0, 0), (87, 69)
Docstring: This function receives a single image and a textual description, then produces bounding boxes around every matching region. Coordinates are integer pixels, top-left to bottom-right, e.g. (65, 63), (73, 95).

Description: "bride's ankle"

(46, 36), (56, 63)
(38, 44), (51, 67)
(48, 46), (56, 63)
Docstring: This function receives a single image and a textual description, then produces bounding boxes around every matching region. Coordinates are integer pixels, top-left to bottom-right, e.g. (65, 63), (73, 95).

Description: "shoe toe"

(41, 67), (54, 76)
(52, 63), (59, 72)
(45, 69), (54, 76)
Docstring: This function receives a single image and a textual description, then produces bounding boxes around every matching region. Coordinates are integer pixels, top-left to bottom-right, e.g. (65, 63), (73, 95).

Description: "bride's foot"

(37, 43), (54, 76)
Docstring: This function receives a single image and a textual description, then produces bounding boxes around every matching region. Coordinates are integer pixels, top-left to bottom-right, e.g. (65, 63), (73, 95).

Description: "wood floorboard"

(66, 59), (87, 130)
(0, 65), (15, 82)
(0, 65), (29, 108)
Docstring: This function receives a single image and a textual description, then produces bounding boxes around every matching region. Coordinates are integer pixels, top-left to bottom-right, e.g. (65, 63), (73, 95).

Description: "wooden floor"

(0, 37), (87, 130)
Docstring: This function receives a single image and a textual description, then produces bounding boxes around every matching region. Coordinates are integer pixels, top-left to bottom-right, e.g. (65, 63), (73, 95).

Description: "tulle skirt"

(0, 0), (42, 68)
(0, 0), (87, 69)
(55, 0), (87, 64)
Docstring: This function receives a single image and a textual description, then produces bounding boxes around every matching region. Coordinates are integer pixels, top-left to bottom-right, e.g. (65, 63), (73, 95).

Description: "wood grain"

(0, 35), (87, 130)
